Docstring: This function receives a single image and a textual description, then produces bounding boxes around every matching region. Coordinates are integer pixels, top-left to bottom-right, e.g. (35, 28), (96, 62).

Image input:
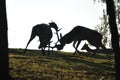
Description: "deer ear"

(60, 33), (62, 38)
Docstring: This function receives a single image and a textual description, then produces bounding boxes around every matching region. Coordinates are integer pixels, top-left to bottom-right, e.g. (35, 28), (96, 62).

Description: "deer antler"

(52, 28), (62, 49)
(55, 28), (62, 42)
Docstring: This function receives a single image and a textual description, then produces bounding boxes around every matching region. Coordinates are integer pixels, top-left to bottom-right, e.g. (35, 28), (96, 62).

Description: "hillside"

(9, 49), (115, 80)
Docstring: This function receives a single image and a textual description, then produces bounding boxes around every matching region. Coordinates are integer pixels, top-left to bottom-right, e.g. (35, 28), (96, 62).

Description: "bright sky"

(6, 0), (103, 52)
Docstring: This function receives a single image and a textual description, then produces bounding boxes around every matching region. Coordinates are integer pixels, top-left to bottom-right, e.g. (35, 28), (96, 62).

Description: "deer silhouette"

(24, 22), (60, 55)
(55, 26), (110, 58)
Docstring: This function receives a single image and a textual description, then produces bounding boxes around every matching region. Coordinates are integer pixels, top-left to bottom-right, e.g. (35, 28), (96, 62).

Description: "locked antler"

(56, 28), (62, 41)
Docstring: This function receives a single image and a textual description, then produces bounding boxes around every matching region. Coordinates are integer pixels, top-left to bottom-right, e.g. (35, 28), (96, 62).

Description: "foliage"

(95, 9), (111, 48)
(94, 0), (106, 3)
(94, 0), (120, 48)
(9, 49), (115, 80)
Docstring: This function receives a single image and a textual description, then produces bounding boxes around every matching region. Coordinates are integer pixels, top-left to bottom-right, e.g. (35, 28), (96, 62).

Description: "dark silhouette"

(106, 0), (120, 79)
(0, 0), (11, 79)
(81, 43), (113, 54)
(81, 43), (94, 52)
(55, 26), (109, 57)
(24, 22), (60, 55)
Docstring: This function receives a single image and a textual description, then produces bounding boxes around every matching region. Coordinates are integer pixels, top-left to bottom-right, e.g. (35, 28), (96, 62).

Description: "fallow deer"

(55, 26), (110, 58)
(24, 22), (61, 55)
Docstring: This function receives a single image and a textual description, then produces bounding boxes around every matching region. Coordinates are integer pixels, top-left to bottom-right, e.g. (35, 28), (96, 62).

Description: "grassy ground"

(9, 49), (115, 80)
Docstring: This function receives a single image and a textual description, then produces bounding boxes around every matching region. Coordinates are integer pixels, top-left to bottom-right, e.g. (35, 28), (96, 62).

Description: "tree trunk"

(106, 0), (120, 80)
(0, 0), (10, 79)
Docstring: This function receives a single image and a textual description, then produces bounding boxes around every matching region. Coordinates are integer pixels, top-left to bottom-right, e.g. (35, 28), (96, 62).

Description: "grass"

(9, 49), (115, 80)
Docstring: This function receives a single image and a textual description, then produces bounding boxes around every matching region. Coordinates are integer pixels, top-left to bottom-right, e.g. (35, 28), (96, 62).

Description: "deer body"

(33, 24), (52, 48)
(56, 26), (107, 56)
(24, 22), (60, 55)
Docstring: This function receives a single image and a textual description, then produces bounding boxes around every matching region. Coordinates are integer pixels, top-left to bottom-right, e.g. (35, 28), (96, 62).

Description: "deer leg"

(75, 40), (81, 54)
(76, 41), (81, 52)
(39, 43), (46, 56)
(73, 41), (77, 55)
(24, 32), (36, 53)
(41, 48), (46, 55)
(73, 40), (81, 55)
(47, 43), (50, 55)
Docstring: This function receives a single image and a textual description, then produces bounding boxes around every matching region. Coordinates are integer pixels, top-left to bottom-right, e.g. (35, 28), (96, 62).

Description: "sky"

(6, 0), (103, 52)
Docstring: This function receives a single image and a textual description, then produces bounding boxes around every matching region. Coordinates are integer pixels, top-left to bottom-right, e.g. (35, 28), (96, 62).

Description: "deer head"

(49, 21), (60, 31)
(49, 21), (62, 40)
(54, 33), (67, 50)
(48, 21), (64, 50)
